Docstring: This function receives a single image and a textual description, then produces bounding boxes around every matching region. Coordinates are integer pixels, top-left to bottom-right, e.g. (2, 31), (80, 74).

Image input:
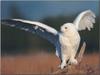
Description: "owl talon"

(69, 58), (78, 65)
(60, 62), (67, 69)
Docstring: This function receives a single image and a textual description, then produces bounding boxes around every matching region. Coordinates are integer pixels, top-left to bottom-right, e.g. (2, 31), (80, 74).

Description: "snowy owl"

(2, 10), (95, 69)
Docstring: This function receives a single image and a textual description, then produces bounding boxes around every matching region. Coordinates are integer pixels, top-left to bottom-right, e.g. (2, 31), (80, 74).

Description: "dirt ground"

(1, 52), (100, 75)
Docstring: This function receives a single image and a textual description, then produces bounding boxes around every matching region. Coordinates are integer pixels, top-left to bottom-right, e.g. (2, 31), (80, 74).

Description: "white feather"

(13, 19), (58, 35)
(73, 10), (96, 31)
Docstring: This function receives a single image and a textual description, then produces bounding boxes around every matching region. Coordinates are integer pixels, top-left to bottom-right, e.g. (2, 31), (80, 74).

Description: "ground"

(1, 52), (100, 75)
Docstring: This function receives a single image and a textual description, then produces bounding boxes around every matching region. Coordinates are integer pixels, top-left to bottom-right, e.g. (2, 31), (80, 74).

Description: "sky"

(1, 1), (99, 20)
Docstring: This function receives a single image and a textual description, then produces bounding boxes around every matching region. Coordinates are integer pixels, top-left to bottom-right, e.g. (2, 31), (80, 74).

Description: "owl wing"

(73, 10), (96, 31)
(2, 19), (61, 56)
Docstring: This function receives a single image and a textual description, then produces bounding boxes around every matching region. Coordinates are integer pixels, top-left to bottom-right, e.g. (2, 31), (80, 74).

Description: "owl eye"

(65, 27), (67, 29)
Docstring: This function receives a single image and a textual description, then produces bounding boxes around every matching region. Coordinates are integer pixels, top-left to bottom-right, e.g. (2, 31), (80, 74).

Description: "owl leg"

(60, 54), (69, 69)
(69, 50), (78, 65)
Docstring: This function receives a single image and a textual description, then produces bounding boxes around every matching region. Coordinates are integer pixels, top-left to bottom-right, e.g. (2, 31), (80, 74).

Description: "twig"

(77, 42), (86, 63)
(52, 42), (86, 74)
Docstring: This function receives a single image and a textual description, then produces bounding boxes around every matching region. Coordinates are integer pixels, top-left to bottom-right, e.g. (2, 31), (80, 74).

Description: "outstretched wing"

(2, 19), (61, 57)
(73, 10), (96, 31)
(1, 19), (59, 47)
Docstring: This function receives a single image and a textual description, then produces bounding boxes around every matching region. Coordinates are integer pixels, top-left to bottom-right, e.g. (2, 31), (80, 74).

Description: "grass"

(1, 52), (100, 75)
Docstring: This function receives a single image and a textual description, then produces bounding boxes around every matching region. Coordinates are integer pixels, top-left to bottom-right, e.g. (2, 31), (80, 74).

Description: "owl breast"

(59, 30), (80, 52)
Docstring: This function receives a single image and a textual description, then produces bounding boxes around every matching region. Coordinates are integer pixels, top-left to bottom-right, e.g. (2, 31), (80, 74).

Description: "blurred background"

(1, 1), (99, 55)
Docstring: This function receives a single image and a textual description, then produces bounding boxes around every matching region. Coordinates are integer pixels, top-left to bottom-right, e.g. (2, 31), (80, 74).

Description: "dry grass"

(1, 52), (100, 75)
